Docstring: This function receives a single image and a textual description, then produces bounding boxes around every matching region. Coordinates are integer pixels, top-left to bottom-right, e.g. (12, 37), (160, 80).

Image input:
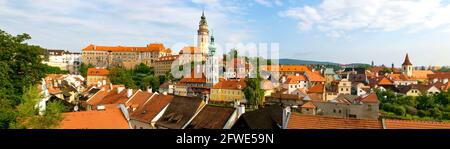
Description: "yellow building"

(154, 55), (180, 76)
(86, 68), (110, 86)
(81, 43), (172, 69)
(210, 79), (247, 103)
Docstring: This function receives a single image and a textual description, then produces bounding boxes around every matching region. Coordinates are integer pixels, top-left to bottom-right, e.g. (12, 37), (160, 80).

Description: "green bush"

(430, 108), (443, 119)
(417, 110), (429, 117)
(392, 105), (406, 116)
(404, 105), (417, 115)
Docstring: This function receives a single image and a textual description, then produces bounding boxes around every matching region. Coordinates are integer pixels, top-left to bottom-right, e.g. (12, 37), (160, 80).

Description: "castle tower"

(197, 10), (209, 55)
(402, 53), (413, 77)
(206, 33), (219, 85)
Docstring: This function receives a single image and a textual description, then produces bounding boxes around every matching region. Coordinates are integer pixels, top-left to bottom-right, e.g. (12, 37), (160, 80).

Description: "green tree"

(109, 67), (135, 88)
(140, 76), (160, 91)
(244, 78), (264, 109)
(78, 63), (94, 78)
(134, 63), (154, 75)
(10, 86), (65, 129)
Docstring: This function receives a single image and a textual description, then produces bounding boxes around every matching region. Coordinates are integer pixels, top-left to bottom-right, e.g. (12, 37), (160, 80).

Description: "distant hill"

(274, 59), (340, 65)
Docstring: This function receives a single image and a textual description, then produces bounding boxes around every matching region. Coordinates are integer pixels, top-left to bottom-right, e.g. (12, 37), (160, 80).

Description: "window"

(339, 110), (342, 113)
(333, 109), (336, 113)
(368, 105), (372, 111)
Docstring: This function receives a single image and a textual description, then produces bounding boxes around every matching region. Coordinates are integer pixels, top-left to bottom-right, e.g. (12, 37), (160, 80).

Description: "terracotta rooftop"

(155, 96), (205, 129)
(186, 105), (235, 129)
(179, 46), (202, 54)
(262, 65), (311, 72)
(86, 87), (110, 106)
(305, 71), (326, 82)
(384, 119), (450, 129)
(308, 84), (324, 93)
(82, 43), (172, 53)
(125, 91), (153, 111)
(285, 74), (307, 84)
(87, 68), (110, 76)
(212, 79), (246, 90)
(378, 77), (394, 85)
(301, 102), (316, 109)
(387, 73), (416, 81)
(428, 72), (450, 79)
(287, 113), (382, 129)
(356, 92), (379, 103)
(130, 95), (174, 123)
(412, 70), (434, 80)
(58, 104), (130, 129)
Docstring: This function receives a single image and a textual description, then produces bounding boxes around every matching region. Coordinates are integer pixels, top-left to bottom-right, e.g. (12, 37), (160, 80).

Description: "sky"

(1, 0), (450, 66)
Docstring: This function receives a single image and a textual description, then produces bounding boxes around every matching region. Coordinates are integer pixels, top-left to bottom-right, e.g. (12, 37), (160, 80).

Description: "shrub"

(392, 105), (406, 116)
(404, 105), (417, 115)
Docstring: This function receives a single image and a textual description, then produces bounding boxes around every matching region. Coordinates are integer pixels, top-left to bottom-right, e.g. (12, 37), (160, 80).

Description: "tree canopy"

(0, 29), (66, 128)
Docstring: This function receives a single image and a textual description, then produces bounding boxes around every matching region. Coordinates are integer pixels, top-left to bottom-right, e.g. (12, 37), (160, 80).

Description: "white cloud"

(254, 0), (283, 7)
(280, 0), (450, 37)
(255, 0), (272, 7)
(274, 0), (283, 6)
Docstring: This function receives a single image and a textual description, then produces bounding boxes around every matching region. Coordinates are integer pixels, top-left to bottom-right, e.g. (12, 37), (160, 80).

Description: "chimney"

(103, 80), (106, 86)
(127, 89), (133, 98)
(237, 104), (245, 118)
(295, 73), (299, 77)
(282, 106), (291, 129)
(97, 105), (105, 111)
(162, 92), (168, 95)
(117, 86), (125, 94)
(147, 87), (152, 93)
(109, 83), (113, 90)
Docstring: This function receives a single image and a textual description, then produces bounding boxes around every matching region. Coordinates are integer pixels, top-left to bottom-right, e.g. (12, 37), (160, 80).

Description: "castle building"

(81, 43), (172, 69)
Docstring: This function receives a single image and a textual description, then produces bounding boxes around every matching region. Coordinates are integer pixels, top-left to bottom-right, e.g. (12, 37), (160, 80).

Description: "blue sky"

(1, 0), (450, 66)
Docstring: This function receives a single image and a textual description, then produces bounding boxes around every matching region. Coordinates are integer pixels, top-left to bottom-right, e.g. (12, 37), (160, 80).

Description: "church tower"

(206, 34), (219, 85)
(197, 10), (210, 55)
(402, 53), (413, 77)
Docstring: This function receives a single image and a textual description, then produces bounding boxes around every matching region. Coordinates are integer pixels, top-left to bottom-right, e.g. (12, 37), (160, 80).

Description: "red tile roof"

(82, 43), (171, 53)
(130, 95), (174, 123)
(387, 73), (416, 81)
(212, 79), (246, 90)
(378, 77), (394, 85)
(285, 74), (307, 84)
(263, 65), (311, 72)
(87, 68), (110, 76)
(357, 92), (379, 103)
(86, 87), (110, 106)
(58, 104), (130, 129)
(305, 71), (326, 82)
(287, 113), (382, 129)
(428, 72), (450, 79)
(179, 46), (202, 54)
(308, 84), (324, 93)
(125, 91), (153, 111)
(186, 105), (235, 129)
(301, 102), (316, 109)
(384, 119), (450, 129)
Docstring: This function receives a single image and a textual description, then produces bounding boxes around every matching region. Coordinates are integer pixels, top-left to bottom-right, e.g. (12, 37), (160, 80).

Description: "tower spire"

(402, 53), (412, 66)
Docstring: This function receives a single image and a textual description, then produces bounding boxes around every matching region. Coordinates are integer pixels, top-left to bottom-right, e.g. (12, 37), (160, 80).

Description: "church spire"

(402, 53), (412, 66)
